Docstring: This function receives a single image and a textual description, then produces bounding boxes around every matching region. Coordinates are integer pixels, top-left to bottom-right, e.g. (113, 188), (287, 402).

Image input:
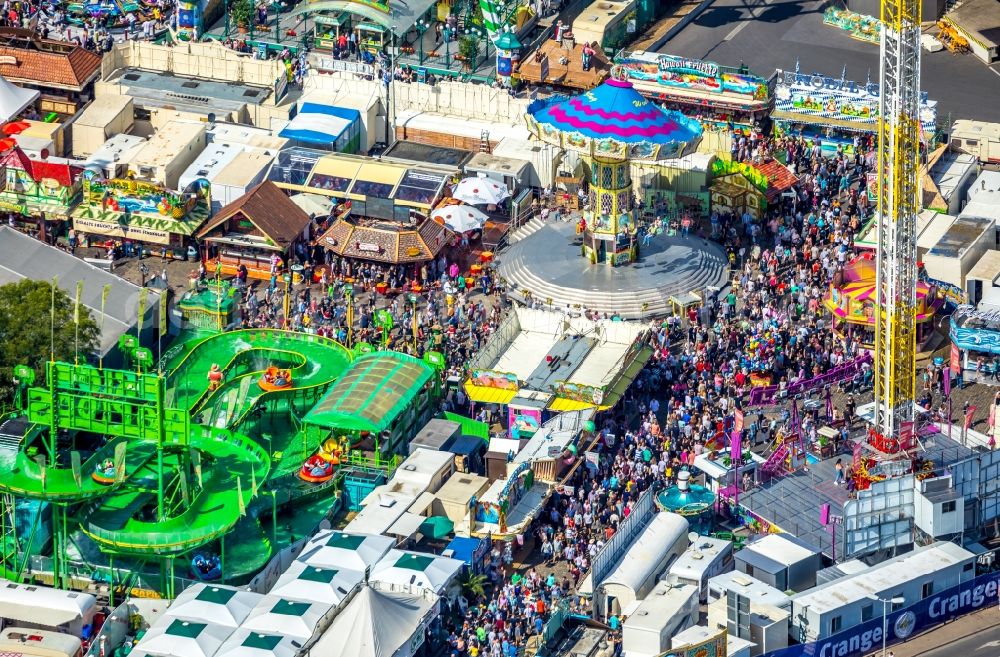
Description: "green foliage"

(460, 571), (488, 600)
(0, 279), (100, 405)
(458, 36), (478, 63)
(231, 0), (254, 28)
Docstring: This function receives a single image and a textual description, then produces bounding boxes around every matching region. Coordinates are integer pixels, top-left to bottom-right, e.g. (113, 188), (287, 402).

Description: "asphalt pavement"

(656, 0), (1000, 123)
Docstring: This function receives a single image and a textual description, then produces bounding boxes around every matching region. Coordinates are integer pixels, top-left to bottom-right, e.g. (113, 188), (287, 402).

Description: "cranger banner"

(764, 570), (1000, 657)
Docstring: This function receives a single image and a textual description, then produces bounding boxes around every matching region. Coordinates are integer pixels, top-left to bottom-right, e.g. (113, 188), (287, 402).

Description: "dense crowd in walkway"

(440, 133), (897, 656)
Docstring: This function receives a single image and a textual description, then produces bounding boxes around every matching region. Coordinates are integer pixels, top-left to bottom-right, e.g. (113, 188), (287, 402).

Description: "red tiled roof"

(757, 159), (800, 202)
(0, 29), (101, 91)
(1, 147), (81, 186)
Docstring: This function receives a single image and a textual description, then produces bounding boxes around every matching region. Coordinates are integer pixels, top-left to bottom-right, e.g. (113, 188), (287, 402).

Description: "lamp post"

(867, 594), (905, 657)
(416, 19), (429, 65)
(444, 24), (451, 69)
(466, 26), (483, 72)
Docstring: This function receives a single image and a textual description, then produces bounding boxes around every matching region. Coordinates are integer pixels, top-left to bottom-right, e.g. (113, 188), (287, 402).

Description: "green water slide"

(0, 438), (157, 502)
(79, 330), (353, 556)
(80, 425), (272, 555)
(0, 330), (352, 566)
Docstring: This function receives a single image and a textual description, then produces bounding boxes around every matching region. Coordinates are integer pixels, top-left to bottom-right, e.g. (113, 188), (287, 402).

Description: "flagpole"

(99, 284), (111, 369)
(50, 276), (57, 363)
(158, 290), (168, 375)
(74, 280), (83, 365)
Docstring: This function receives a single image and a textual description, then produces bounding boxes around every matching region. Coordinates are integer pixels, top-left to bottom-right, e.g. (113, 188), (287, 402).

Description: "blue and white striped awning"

(280, 102), (360, 146)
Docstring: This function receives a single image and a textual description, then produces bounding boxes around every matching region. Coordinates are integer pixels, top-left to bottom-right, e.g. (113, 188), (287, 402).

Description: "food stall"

(71, 172), (211, 259)
(616, 51), (772, 152)
(196, 180), (311, 278)
(0, 147), (82, 238)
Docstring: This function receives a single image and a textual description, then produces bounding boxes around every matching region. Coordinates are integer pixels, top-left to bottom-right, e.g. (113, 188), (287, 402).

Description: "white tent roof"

(0, 76), (39, 123)
(241, 596), (332, 641)
(268, 561), (364, 607)
(165, 584), (262, 628)
(133, 618), (233, 657)
(369, 550), (463, 595)
(308, 585), (437, 657)
(215, 628), (303, 657)
(297, 530), (394, 571)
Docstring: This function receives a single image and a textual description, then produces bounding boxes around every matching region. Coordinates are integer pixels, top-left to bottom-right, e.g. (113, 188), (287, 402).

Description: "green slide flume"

(0, 329), (352, 561)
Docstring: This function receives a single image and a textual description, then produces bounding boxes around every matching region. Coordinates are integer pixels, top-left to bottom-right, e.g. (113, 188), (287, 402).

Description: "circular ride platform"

(497, 220), (730, 319)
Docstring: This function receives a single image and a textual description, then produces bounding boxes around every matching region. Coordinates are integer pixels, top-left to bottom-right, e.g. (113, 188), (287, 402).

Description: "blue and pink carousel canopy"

(527, 74), (703, 160)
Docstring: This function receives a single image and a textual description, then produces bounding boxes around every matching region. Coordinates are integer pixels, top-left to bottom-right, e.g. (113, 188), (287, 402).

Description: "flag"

(70, 451), (82, 490)
(74, 280), (83, 324)
(733, 408), (745, 434)
(730, 431), (742, 462)
(114, 442), (128, 483)
(159, 289), (168, 336)
(179, 468), (190, 505)
(35, 455), (46, 490)
(137, 287), (149, 335)
(943, 368), (951, 397)
(965, 405), (977, 431)
(191, 449), (203, 487)
(237, 477), (246, 517)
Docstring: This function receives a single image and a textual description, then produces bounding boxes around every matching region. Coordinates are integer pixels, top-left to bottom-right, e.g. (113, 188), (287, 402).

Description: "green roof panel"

(195, 586), (237, 605)
(166, 619), (206, 638)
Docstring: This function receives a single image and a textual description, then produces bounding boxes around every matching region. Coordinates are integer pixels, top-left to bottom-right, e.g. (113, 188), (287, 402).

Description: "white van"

(0, 580), (97, 637)
(950, 119), (1000, 164)
(667, 535), (735, 602)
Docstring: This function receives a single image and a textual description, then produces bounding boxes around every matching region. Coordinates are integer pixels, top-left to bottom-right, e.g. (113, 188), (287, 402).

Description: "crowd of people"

(440, 131), (890, 656)
(212, 247), (506, 376)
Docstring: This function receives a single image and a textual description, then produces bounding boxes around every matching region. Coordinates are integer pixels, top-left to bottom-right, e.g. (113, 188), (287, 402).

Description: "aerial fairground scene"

(0, 0), (998, 654)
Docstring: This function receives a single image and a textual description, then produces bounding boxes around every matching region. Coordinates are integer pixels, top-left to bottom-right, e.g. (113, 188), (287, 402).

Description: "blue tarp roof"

(445, 536), (489, 566)
(280, 102), (361, 146)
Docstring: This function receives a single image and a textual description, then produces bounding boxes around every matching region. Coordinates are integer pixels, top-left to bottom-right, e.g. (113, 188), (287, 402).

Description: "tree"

(0, 279), (100, 406)
(458, 36), (478, 65)
(230, 0), (254, 29)
(459, 571), (488, 601)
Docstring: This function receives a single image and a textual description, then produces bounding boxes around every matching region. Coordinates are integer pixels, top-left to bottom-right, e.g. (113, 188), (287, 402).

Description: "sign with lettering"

(774, 68), (937, 133)
(766, 572), (1000, 657)
(617, 52), (768, 101)
(658, 54), (719, 78)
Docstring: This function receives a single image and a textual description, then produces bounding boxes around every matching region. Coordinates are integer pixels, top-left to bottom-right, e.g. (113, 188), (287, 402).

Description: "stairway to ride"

(0, 417), (30, 453)
(760, 443), (789, 479)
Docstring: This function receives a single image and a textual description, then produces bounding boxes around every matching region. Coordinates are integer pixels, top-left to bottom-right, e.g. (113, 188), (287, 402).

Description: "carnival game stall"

(71, 172), (211, 260)
(823, 7), (881, 43)
(616, 51), (772, 153)
(772, 67), (938, 155)
(825, 255), (944, 348)
(710, 162), (766, 220)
